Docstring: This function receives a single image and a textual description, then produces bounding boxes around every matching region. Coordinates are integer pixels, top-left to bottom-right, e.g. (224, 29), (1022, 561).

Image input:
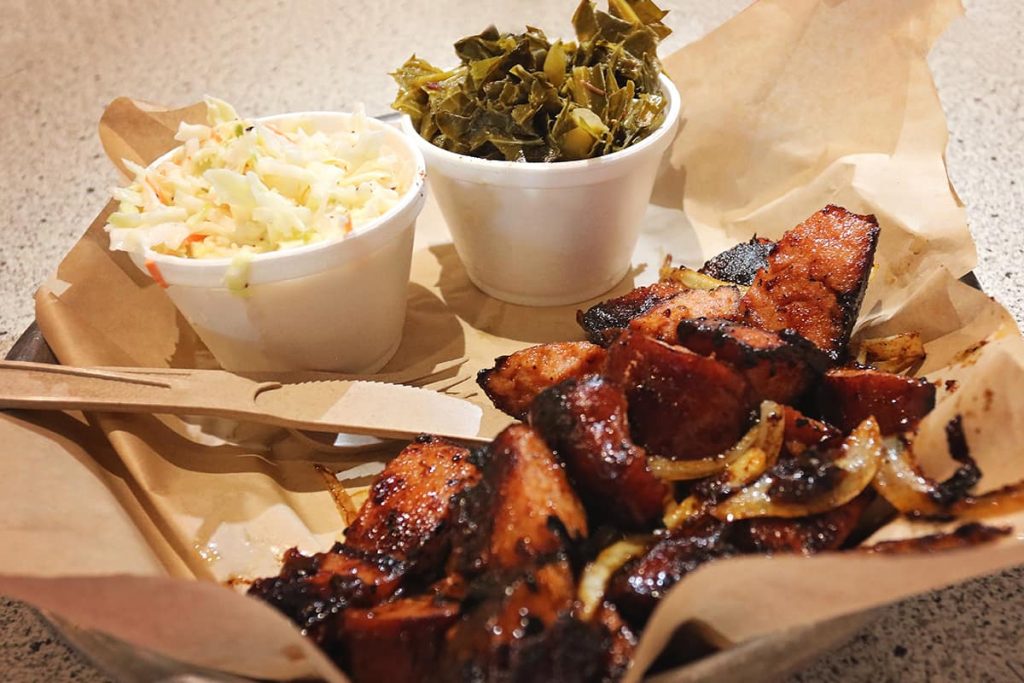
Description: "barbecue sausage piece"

(248, 436), (479, 640)
(739, 205), (880, 359)
(606, 516), (737, 627)
(676, 318), (829, 405)
(627, 286), (743, 345)
(340, 593), (462, 683)
(530, 375), (670, 530)
(605, 331), (756, 460)
(449, 425), (588, 576)
(440, 560), (607, 683)
(578, 282), (742, 346)
(343, 435), (481, 564)
(577, 281), (686, 342)
(478, 342), (608, 419)
(699, 236), (775, 286)
(732, 491), (873, 554)
(816, 367), (936, 434)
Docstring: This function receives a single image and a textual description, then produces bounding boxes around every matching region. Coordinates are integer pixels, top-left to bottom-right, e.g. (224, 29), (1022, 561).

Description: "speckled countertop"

(1, 0), (1022, 681)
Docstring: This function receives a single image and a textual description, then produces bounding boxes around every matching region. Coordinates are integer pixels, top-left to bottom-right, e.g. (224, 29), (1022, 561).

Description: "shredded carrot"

(144, 259), (169, 288)
(146, 176), (172, 205)
(183, 233), (206, 256)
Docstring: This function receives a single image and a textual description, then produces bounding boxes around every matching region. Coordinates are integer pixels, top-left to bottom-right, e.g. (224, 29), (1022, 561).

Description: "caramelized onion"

(648, 453), (743, 481)
(871, 438), (943, 516)
(659, 256), (748, 293)
(578, 537), (652, 621)
(649, 449), (746, 481)
(951, 481), (1024, 521)
(713, 417), (883, 521)
(314, 464), (359, 525)
(660, 403), (785, 530)
(663, 495), (703, 530)
(706, 402), (785, 492)
(853, 332), (926, 374)
(649, 401), (784, 481)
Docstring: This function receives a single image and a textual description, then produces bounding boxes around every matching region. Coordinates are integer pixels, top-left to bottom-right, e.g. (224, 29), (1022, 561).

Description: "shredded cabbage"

(105, 97), (410, 261)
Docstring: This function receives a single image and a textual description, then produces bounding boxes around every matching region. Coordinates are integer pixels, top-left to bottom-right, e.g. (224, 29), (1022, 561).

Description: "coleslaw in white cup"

(105, 101), (427, 372)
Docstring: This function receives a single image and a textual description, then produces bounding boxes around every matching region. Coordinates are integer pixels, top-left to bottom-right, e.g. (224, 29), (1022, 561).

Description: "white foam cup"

(129, 112), (427, 373)
(401, 74), (680, 307)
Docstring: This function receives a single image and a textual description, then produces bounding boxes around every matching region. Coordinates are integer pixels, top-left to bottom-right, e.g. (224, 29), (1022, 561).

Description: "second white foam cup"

(402, 74), (681, 307)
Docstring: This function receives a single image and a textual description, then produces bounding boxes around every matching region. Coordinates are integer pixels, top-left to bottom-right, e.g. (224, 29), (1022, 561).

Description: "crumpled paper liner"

(658, 0), (975, 330)
(4, 0), (1023, 681)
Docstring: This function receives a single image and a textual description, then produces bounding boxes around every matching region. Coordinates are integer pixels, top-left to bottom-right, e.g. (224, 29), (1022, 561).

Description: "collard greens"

(391, 0), (672, 162)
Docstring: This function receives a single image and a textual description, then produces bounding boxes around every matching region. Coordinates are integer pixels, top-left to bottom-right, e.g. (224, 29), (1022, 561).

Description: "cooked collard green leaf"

(390, 0), (671, 162)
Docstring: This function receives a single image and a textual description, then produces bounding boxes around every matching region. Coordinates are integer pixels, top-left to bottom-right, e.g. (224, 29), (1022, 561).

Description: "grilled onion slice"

(649, 401), (784, 481)
(663, 495), (703, 530)
(952, 482), (1024, 521)
(578, 537), (652, 621)
(659, 256), (748, 293)
(713, 417), (882, 521)
(648, 446), (750, 481)
(853, 332), (926, 374)
(870, 437), (1024, 520)
(871, 437), (944, 516)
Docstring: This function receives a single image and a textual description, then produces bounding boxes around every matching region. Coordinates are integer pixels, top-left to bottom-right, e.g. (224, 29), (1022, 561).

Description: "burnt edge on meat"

(674, 320), (832, 375)
(739, 205), (880, 361)
(861, 523), (1010, 554)
(933, 415), (982, 505)
(824, 206), (881, 359)
(626, 287), (744, 346)
(247, 544), (403, 637)
(675, 318), (831, 405)
(699, 235), (775, 286)
(577, 282), (684, 342)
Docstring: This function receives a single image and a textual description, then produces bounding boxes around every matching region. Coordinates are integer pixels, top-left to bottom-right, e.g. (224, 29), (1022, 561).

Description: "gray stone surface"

(0, 597), (111, 683)
(0, 0), (1021, 681)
